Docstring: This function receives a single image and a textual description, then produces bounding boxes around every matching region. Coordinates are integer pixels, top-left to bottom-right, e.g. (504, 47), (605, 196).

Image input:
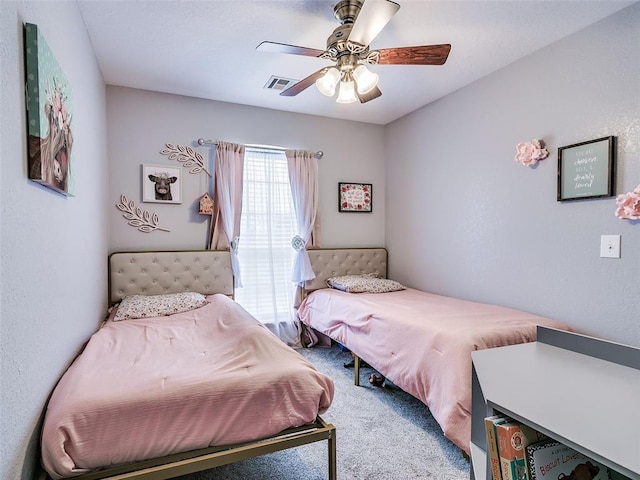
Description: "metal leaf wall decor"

(116, 194), (170, 233)
(160, 143), (212, 177)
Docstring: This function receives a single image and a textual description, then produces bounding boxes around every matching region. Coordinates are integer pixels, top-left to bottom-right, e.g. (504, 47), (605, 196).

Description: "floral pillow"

(113, 292), (209, 322)
(326, 274), (405, 294)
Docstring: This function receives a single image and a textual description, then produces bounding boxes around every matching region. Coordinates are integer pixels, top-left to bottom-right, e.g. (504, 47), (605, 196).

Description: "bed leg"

(353, 354), (361, 386)
(461, 448), (470, 461)
(328, 426), (337, 480)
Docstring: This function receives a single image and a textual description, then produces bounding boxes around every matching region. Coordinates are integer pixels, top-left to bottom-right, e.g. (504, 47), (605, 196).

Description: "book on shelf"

(496, 422), (527, 480)
(496, 421), (546, 480)
(525, 439), (611, 480)
(485, 415), (510, 480)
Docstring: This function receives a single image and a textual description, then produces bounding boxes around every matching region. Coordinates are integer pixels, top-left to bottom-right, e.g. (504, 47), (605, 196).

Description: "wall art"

(615, 184), (640, 221)
(515, 139), (549, 167)
(557, 136), (616, 202)
(198, 192), (214, 215)
(116, 195), (170, 233)
(339, 182), (372, 213)
(142, 164), (182, 204)
(160, 143), (211, 177)
(24, 23), (75, 195)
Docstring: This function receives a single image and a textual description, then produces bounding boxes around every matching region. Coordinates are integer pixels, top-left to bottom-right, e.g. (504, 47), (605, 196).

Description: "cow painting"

(148, 173), (177, 201)
(143, 164), (181, 204)
(25, 24), (75, 196)
(29, 85), (74, 193)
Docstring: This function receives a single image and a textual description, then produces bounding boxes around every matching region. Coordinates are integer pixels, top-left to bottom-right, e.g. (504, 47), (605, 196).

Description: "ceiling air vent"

(264, 76), (297, 91)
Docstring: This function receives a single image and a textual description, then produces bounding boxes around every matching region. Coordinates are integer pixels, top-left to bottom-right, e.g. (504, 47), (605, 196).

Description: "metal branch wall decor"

(160, 144), (211, 177)
(116, 194), (170, 233)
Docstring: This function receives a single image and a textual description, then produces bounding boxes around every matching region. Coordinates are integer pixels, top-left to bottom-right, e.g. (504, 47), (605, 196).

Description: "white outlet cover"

(600, 235), (621, 258)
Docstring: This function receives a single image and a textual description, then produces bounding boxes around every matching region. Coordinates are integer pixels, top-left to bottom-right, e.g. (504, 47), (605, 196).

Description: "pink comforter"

(42, 294), (334, 479)
(298, 287), (572, 454)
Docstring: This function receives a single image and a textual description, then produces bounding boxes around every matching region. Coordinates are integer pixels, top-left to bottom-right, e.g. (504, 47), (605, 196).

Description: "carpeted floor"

(176, 344), (470, 479)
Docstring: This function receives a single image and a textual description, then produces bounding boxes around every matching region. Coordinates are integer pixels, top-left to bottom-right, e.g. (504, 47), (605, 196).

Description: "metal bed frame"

(304, 247), (389, 388)
(39, 417), (336, 480)
(39, 250), (337, 480)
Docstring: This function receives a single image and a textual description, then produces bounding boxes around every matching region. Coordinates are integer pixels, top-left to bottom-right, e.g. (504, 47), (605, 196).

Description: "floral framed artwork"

(24, 23), (75, 196)
(557, 136), (616, 202)
(142, 164), (182, 204)
(339, 182), (372, 213)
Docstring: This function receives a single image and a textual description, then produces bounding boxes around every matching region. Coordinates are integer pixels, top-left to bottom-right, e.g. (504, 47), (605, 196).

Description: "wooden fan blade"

(280, 69), (328, 97)
(376, 44), (451, 65)
(357, 85), (382, 104)
(256, 41), (325, 58)
(348, 0), (400, 47)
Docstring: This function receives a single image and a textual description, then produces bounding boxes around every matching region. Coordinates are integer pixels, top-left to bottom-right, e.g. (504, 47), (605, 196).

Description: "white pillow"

(326, 274), (405, 294)
(113, 292), (208, 321)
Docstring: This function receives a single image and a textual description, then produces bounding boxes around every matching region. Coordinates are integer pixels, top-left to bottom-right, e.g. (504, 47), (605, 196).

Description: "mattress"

(42, 294), (334, 479)
(297, 287), (572, 454)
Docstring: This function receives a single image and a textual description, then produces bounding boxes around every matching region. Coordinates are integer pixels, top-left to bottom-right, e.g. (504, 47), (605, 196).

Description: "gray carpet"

(176, 345), (470, 479)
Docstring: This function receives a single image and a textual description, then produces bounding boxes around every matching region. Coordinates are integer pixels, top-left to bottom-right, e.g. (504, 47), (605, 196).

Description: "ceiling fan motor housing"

(326, 1), (375, 62)
(329, 0), (362, 51)
(326, 25), (355, 52)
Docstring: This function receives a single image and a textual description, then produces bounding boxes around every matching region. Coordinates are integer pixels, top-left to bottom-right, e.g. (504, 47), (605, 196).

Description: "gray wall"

(385, 3), (640, 347)
(107, 86), (386, 253)
(0, 2), (109, 479)
(1, 3), (638, 479)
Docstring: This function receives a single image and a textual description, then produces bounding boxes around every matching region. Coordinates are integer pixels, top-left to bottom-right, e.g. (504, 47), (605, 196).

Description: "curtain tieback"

(231, 236), (240, 254)
(291, 235), (306, 251)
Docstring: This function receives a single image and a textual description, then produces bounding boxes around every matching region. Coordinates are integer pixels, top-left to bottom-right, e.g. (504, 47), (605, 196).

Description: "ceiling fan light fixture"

(336, 79), (357, 103)
(315, 67), (341, 96)
(259, 0), (451, 105)
(352, 64), (379, 94)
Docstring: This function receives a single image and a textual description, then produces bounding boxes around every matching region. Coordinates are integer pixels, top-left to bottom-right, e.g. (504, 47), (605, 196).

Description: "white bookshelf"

(470, 326), (640, 480)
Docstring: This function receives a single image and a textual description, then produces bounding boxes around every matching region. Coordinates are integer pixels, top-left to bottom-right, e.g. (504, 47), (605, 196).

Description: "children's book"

(496, 422), (527, 480)
(525, 440), (611, 480)
(485, 415), (510, 480)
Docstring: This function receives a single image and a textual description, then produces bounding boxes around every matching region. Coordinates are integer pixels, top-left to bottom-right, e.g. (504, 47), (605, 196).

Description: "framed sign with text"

(338, 182), (372, 212)
(557, 136), (616, 202)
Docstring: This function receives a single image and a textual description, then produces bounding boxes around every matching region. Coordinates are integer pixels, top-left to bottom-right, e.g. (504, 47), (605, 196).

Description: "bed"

(39, 250), (336, 480)
(297, 247), (573, 456)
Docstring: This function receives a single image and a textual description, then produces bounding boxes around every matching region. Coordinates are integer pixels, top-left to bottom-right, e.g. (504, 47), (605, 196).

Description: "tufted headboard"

(304, 248), (388, 292)
(108, 250), (234, 304)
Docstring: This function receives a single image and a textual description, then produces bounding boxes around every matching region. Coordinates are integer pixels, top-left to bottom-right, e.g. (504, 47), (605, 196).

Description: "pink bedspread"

(298, 288), (572, 454)
(42, 294), (334, 479)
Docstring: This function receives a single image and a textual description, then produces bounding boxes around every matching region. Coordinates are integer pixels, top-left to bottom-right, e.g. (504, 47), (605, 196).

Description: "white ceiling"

(77, 0), (635, 125)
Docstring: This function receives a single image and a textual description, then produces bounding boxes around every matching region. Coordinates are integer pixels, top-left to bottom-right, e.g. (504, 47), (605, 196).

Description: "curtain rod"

(197, 138), (323, 159)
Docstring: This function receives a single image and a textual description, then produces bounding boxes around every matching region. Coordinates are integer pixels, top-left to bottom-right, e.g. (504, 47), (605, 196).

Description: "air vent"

(264, 76), (297, 91)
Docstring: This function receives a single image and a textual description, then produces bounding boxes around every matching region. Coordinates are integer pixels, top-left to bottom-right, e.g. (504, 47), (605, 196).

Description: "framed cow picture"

(142, 164), (182, 204)
(24, 23), (75, 196)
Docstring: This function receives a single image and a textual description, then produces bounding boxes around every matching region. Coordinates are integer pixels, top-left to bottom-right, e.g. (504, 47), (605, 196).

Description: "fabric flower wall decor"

(615, 184), (640, 220)
(515, 139), (549, 167)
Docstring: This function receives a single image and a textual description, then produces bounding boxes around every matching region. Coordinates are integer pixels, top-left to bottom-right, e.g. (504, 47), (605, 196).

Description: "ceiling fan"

(256, 0), (451, 104)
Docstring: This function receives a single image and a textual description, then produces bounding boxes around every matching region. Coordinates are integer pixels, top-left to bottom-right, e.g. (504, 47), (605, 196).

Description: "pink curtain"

(286, 150), (320, 286)
(209, 141), (245, 287)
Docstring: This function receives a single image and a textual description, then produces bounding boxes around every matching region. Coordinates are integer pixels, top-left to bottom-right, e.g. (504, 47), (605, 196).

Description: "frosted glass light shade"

(315, 67), (341, 96)
(353, 64), (379, 94)
(336, 80), (357, 103)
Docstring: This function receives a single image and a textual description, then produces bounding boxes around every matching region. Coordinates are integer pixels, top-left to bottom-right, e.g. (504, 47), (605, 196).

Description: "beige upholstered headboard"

(108, 250), (233, 304)
(304, 248), (388, 292)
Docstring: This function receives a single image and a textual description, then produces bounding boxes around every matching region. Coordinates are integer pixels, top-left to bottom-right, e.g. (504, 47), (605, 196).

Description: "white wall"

(0, 3), (109, 479)
(385, 3), (640, 347)
(107, 86), (386, 253)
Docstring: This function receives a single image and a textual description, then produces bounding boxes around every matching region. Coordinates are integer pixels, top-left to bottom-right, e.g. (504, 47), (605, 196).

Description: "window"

(235, 148), (298, 343)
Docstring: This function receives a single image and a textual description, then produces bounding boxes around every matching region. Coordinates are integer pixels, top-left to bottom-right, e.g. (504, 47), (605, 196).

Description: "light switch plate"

(600, 235), (621, 258)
